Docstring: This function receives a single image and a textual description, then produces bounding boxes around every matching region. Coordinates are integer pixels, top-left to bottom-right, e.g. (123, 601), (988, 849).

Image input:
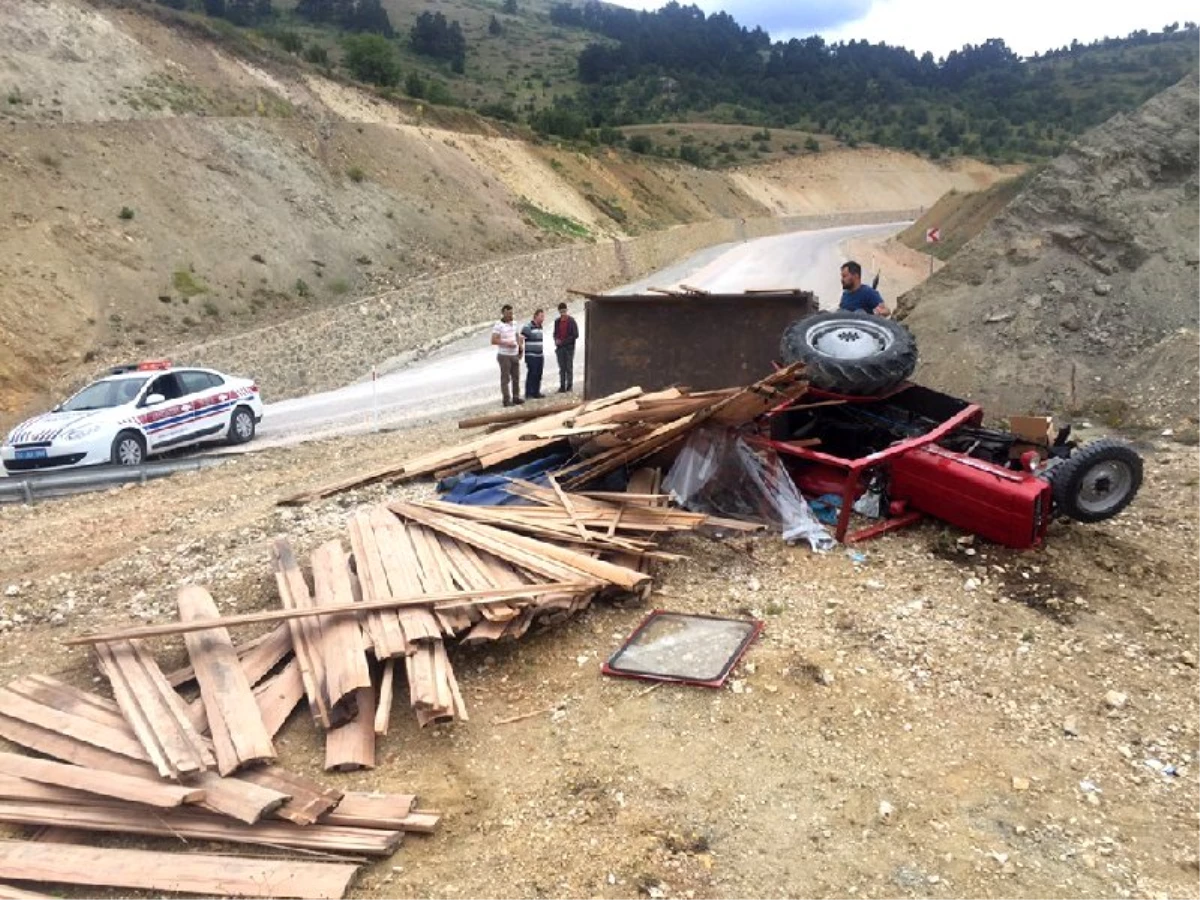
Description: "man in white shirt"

(490, 304), (524, 406)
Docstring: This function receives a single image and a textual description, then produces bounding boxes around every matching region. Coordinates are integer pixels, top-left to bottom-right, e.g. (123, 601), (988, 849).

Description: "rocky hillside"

(0, 0), (1008, 421)
(897, 75), (1200, 430)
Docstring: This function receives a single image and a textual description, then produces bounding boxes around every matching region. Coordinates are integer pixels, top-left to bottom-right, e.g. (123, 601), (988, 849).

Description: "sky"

(602, 0), (1198, 59)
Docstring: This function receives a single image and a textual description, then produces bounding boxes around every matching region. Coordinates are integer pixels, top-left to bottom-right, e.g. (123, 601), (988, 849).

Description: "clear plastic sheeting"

(663, 427), (836, 551)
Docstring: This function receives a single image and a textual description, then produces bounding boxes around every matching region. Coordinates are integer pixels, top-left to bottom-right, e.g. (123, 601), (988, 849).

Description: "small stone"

(1048, 278), (1067, 294)
(1104, 690), (1128, 710)
(1093, 282), (1112, 296)
(1012, 776), (1030, 791)
(963, 577), (981, 592)
(1063, 716), (1080, 736)
(818, 669), (835, 686)
(878, 800), (895, 823)
(3, 585), (18, 598)
(865, 579), (886, 590)
(1180, 651), (1196, 668)
(746, 577), (762, 592)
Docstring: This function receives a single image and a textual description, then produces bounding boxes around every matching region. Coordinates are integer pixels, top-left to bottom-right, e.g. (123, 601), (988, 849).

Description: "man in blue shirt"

(838, 260), (890, 316)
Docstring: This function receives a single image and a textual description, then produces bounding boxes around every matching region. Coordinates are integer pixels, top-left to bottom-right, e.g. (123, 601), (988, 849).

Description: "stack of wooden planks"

(0, 657), (440, 898)
(22, 413), (745, 894)
(280, 363), (808, 506)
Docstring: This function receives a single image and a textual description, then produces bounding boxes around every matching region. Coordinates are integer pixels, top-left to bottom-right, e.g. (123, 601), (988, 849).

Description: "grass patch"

(346, 166), (366, 183)
(518, 200), (590, 239)
(329, 278), (350, 295)
(172, 269), (209, 298)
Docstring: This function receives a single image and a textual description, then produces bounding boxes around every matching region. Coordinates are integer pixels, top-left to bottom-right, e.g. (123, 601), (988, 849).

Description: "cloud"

(697, 0), (875, 36)
(602, 0), (875, 38)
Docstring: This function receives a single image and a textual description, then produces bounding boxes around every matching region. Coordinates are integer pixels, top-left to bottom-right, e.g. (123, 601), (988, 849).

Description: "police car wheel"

(228, 406), (256, 445)
(111, 431), (146, 467)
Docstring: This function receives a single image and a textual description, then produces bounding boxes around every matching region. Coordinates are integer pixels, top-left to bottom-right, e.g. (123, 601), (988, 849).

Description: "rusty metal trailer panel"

(581, 289), (819, 400)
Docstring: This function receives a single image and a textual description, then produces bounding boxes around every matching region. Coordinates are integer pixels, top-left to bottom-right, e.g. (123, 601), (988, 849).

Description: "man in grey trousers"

(490, 304), (524, 406)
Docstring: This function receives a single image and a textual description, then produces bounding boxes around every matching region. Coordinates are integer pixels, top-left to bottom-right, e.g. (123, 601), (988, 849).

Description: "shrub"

(804, 136), (820, 152)
(118, 207), (135, 220)
(172, 269), (208, 297)
(303, 43), (328, 66)
(294, 278), (312, 298)
(342, 34), (400, 86)
(627, 134), (653, 154)
(346, 166), (365, 183)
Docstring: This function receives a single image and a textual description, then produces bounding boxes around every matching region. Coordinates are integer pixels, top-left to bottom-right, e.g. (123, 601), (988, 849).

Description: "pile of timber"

(0, 641), (439, 898)
(71, 473), (714, 736)
(280, 362), (809, 505)
(10, 372), (793, 895)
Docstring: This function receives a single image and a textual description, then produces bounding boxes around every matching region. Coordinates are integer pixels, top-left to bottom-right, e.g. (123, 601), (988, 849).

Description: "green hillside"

(130, 1), (1199, 164)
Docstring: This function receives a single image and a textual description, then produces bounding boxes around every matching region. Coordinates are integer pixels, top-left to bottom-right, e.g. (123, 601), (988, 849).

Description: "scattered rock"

(1048, 278), (1067, 295)
(963, 577), (981, 592)
(1063, 716), (1080, 736)
(1104, 690), (1128, 710)
(878, 800), (895, 824)
(3, 585), (17, 598)
(1093, 281), (1112, 296)
(1011, 776), (1030, 791)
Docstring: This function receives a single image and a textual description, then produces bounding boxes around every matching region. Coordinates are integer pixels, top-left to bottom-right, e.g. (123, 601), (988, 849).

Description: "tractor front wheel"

(1046, 438), (1143, 523)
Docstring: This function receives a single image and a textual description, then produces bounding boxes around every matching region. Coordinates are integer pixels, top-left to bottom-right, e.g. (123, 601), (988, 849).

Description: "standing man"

(838, 260), (890, 317)
(553, 301), (579, 394)
(490, 303), (524, 406)
(521, 308), (546, 399)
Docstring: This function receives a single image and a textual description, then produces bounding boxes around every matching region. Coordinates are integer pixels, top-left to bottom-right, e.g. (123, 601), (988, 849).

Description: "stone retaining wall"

(173, 209), (918, 401)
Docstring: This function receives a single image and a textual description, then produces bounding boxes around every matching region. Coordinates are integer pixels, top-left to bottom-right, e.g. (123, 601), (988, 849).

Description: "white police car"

(2, 360), (264, 473)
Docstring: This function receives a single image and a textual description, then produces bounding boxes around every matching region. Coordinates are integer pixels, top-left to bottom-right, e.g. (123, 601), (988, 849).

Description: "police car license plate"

(15, 449), (47, 460)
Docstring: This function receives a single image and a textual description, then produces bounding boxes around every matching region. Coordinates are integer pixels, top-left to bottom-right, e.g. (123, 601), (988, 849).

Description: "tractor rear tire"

(1045, 438), (1142, 523)
(780, 311), (917, 396)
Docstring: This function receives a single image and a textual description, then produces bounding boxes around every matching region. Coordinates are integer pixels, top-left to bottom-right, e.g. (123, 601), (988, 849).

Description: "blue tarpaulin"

(437, 452), (571, 506)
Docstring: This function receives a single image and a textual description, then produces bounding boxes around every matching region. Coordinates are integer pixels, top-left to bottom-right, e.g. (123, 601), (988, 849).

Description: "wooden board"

(374, 660), (395, 736)
(238, 766), (342, 827)
(68, 577), (594, 646)
(0, 710), (287, 825)
(164, 627), (281, 689)
(324, 685), (375, 772)
(0, 752), (202, 809)
(95, 639), (213, 780)
(178, 586), (276, 775)
(0, 839), (359, 899)
(346, 512), (408, 658)
(0, 801), (402, 857)
(253, 659), (305, 739)
(310, 541), (373, 720)
(272, 539), (335, 729)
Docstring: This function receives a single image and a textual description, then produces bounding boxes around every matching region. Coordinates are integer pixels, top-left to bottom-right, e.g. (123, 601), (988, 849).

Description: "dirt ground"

(0, 406), (1196, 900)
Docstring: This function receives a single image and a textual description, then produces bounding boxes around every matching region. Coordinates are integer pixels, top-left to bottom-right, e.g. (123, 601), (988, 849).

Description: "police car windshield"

(61, 377), (150, 412)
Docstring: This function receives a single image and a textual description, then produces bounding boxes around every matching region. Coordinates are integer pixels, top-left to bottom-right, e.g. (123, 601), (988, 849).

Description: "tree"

(488, 15), (503, 35)
(404, 71), (426, 99)
(342, 34), (401, 86)
(410, 12), (467, 72)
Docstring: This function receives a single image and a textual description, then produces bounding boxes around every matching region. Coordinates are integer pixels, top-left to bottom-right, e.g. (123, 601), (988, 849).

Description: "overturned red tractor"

(750, 312), (1143, 549)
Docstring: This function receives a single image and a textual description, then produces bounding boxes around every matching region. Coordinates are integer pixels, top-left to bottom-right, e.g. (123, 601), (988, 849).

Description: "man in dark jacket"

(553, 301), (579, 393)
(521, 308), (546, 399)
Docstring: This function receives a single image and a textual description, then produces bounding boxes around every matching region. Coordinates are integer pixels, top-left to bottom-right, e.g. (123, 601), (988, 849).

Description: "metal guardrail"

(0, 456), (232, 505)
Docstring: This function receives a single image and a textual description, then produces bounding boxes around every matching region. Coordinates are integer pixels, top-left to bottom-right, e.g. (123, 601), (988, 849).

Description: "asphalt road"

(253, 220), (909, 449)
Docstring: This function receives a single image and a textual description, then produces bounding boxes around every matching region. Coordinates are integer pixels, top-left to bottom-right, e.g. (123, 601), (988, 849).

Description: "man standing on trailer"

(521, 308), (547, 399)
(491, 303), (524, 406)
(553, 301), (579, 393)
